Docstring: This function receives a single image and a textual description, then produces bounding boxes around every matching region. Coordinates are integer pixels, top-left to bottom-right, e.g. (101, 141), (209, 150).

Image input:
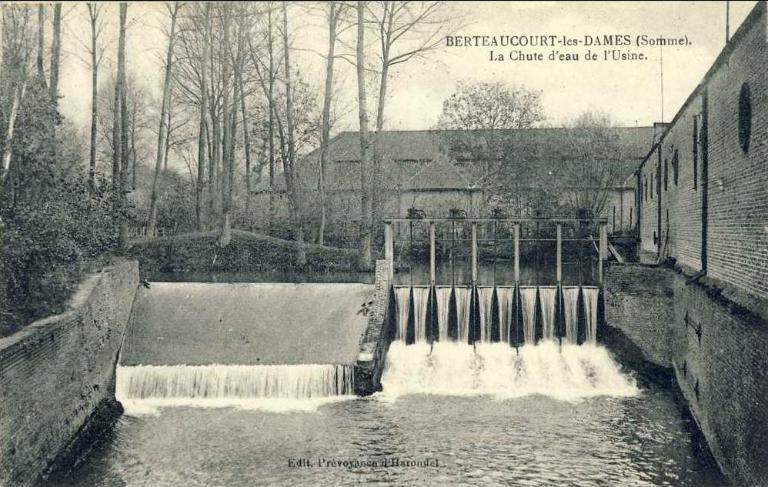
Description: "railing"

(383, 217), (608, 287)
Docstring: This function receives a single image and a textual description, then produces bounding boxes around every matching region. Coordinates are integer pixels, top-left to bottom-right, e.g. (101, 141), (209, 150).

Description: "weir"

(393, 284), (599, 346)
(119, 282), (371, 413)
(384, 216), (608, 348)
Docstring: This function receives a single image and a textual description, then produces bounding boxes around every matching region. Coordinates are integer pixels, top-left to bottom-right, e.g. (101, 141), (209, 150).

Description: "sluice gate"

(383, 215), (608, 347)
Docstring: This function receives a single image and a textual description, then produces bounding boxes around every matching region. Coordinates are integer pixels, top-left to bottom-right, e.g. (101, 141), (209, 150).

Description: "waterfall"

(381, 341), (638, 401)
(478, 287), (495, 342)
(583, 287), (599, 344)
(117, 364), (354, 415)
(412, 287), (430, 342)
(395, 287), (411, 341)
(455, 287), (471, 342)
(539, 286), (557, 341)
(436, 287), (452, 341)
(563, 287), (580, 344)
(497, 287), (513, 346)
(520, 287), (538, 345)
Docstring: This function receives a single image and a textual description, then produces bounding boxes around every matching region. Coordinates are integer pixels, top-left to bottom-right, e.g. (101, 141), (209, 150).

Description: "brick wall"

(0, 261), (139, 487)
(670, 273), (768, 487)
(606, 263), (768, 486)
(705, 5), (768, 299)
(637, 1), (768, 300)
(604, 264), (675, 366)
(639, 146), (660, 256)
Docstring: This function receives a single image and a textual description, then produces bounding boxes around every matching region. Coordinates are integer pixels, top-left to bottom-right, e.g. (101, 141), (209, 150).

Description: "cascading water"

(520, 287), (538, 345)
(478, 287), (495, 342)
(436, 287), (452, 341)
(539, 286), (557, 341)
(563, 286), (580, 344)
(412, 287), (430, 342)
(455, 287), (471, 342)
(394, 285), (598, 345)
(116, 363), (354, 415)
(381, 341), (637, 400)
(583, 286), (599, 344)
(395, 287), (411, 341)
(497, 287), (513, 345)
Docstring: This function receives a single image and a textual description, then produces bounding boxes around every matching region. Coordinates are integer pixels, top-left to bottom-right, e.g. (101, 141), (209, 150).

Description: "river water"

(45, 341), (724, 487)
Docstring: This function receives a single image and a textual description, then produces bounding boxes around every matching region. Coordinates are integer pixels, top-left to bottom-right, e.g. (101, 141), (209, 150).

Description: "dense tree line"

(0, 1), (623, 335)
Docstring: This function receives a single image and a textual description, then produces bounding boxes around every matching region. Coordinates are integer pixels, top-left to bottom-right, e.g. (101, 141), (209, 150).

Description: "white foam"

(116, 363), (355, 415)
(380, 341), (638, 402)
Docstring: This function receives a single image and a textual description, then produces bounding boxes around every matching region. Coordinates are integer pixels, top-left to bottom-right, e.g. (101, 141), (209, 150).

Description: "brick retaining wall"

(0, 261), (139, 487)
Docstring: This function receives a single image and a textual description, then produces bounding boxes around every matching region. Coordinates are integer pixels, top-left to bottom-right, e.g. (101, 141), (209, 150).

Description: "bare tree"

(194, 3), (210, 230)
(561, 111), (627, 218)
(49, 2), (62, 104)
(367, 1), (456, 230)
(356, 0), (372, 268)
(36, 4), (45, 81)
(1, 5), (32, 183)
(217, 2), (233, 246)
(279, 2), (305, 263)
(85, 2), (106, 190)
(317, 1), (350, 245)
(437, 80), (544, 215)
(112, 2), (129, 247)
(148, 1), (181, 238)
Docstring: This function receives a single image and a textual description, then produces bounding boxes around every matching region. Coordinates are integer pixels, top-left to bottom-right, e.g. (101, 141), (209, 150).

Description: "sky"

(57, 1), (757, 137)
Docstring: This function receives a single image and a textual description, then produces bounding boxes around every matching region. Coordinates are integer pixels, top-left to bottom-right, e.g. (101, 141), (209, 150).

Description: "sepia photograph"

(0, 1), (766, 486)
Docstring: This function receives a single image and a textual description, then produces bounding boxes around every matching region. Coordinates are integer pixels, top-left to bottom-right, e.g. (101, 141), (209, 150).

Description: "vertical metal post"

(599, 223), (607, 285)
(471, 222), (478, 284)
(384, 222), (394, 280)
(429, 221), (436, 285)
(513, 224), (520, 283)
(556, 223), (562, 284)
(409, 220), (414, 286)
(451, 220), (455, 286)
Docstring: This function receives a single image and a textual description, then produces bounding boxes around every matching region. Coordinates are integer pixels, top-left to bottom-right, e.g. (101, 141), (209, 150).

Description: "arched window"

(739, 83), (752, 154)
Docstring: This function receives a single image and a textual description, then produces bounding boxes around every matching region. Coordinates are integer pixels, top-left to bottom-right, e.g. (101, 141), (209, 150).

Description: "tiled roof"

(258, 127), (655, 192)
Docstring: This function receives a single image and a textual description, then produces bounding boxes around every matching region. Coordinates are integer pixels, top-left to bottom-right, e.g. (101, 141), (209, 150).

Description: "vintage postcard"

(0, 1), (766, 486)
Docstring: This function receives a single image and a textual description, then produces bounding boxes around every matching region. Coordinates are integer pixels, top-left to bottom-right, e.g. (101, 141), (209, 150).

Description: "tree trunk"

(131, 101), (137, 189)
(318, 1), (337, 246)
(117, 3), (129, 248)
(267, 6), (276, 235)
(147, 2), (178, 238)
(356, 0), (372, 270)
(217, 4), (232, 247)
(1, 80), (26, 182)
(36, 4), (44, 80)
(118, 6), (130, 248)
(88, 7), (98, 191)
(282, 3), (306, 266)
(195, 4), (209, 231)
(49, 3), (61, 104)
(372, 60), (389, 238)
(238, 72), (252, 217)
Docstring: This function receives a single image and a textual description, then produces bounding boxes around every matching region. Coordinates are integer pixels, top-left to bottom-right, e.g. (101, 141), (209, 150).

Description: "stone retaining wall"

(354, 260), (395, 395)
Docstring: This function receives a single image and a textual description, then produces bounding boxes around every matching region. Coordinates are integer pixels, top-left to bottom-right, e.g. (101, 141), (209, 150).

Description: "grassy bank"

(127, 230), (362, 277)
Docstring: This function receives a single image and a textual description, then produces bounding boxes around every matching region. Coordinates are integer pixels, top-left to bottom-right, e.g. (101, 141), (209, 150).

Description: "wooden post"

(471, 222), (478, 283)
(556, 223), (562, 284)
(513, 224), (520, 283)
(429, 221), (436, 285)
(599, 223), (607, 285)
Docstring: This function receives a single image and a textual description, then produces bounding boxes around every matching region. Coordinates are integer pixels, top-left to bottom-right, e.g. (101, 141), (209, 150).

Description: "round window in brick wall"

(738, 83), (751, 154)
